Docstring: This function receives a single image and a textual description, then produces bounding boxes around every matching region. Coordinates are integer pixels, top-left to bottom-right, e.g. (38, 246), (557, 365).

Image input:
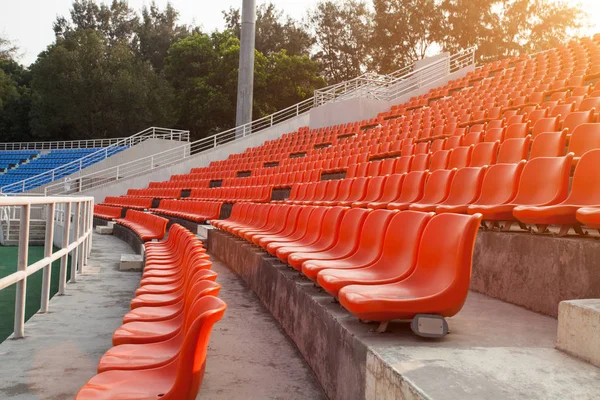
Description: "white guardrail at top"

(1, 127), (190, 194)
(313, 47), (477, 104)
(43, 48), (477, 196)
(0, 195), (94, 339)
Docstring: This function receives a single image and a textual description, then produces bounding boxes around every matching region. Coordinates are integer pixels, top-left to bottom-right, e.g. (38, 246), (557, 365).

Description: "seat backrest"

(321, 180), (341, 201)
(462, 132), (483, 147)
(497, 136), (531, 163)
(567, 123), (600, 158)
(396, 171), (428, 203)
(445, 135), (462, 150)
(430, 139), (446, 153)
(429, 149), (452, 171)
(578, 96), (600, 112)
(531, 116), (560, 138)
(550, 103), (575, 121)
(335, 178), (354, 201)
(512, 154), (573, 205)
(440, 167), (487, 206)
(346, 177), (370, 201)
(376, 173), (405, 203)
(448, 145), (473, 169)
(300, 206), (329, 242)
(505, 122), (530, 139)
(366, 160), (383, 177)
(410, 213), (483, 316)
(380, 158), (396, 175)
(350, 209), (398, 263)
(332, 208), (371, 254)
(472, 161), (526, 206)
(527, 108), (549, 127)
(417, 169), (456, 204)
(564, 149), (600, 204)
(410, 153), (431, 171)
(469, 141), (498, 167)
(376, 210), (433, 278)
(311, 181), (330, 202)
(563, 110), (595, 134)
(530, 131), (567, 159)
(394, 155), (413, 174)
(484, 127), (505, 143)
(317, 207), (349, 245)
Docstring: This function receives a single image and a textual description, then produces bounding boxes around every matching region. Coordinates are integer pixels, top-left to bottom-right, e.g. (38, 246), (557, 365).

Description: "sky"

(0, 0), (320, 66)
(0, 0), (598, 66)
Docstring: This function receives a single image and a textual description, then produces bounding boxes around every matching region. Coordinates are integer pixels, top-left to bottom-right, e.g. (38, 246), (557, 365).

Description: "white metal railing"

(0, 127), (190, 195)
(0, 196), (93, 339)
(314, 47), (477, 104)
(42, 48), (476, 196)
(0, 130), (188, 151)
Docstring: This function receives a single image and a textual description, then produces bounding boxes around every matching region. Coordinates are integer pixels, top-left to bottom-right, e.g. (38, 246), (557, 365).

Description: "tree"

(29, 29), (176, 140)
(223, 2), (314, 56)
(136, 2), (192, 72)
(371, 0), (444, 74)
(0, 35), (18, 60)
(164, 31), (325, 140)
(439, 0), (586, 62)
(308, 0), (373, 83)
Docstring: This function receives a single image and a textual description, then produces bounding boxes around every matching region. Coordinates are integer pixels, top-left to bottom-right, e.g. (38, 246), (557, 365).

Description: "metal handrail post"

(58, 202), (71, 295)
(40, 203), (55, 313)
(13, 203), (30, 338)
(70, 202), (80, 281)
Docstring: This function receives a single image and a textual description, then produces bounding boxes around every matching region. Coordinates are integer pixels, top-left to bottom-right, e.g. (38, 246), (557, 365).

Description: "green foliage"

(223, 2), (314, 56)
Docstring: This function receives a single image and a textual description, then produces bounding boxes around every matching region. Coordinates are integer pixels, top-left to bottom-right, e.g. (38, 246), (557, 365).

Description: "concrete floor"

(0, 233), (140, 400)
(0, 233), (326, 399)
(197, 259), (326, 399)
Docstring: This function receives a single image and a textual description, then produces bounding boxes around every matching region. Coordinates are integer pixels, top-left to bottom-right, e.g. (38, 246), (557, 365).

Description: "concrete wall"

(472, 231), (600, 317)
(81, 113), (310, 202)
(413, 52), (449, 71)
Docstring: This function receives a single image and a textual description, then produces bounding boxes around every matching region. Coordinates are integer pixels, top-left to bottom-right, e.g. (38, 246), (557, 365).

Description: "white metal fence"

(0, 127), (190, 195)
(42, 48), (477, 196)
(0, 196), (93, 339)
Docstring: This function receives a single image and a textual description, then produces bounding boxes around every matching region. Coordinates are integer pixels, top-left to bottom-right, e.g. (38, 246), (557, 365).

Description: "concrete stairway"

(0, 219), (46, 246)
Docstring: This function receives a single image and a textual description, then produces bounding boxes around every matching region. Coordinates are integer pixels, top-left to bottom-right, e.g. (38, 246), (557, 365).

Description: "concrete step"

(557, 299), (600, 368)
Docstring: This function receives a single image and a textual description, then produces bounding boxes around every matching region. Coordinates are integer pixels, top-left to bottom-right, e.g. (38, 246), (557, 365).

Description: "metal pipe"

(13, 204), (30, 338)
(71, 202), (80, 281)
(40, 203), (55, 313)
(59, 202), (71, 295)
(235, 0), (257, 132)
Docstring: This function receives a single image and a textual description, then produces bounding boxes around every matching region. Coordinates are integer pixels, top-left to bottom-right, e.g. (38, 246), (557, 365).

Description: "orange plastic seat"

(393, 155), (413, 174)
(250, 206), (302, 245)
(531, 116), (560, 138)
(387, 171), (428, 211)
(317, 178), (353, 206)
(469, 141), (498, 167)
(496, 136), (530, 163)
(338, 213), (482, 325)
(428, 149), (451, 171)
(435, 167), (487, 214)
(352, 176), (387, 208)
(317, 211), (433, 297)
(336, 177), (369, 206)
(275, 207), (348, 263)
(408, 169), (456, 212)
(576, 207), (600, 229)
(513, 149), (600, 233)
(367, 174), (406, 209)
(447, 145), (473, 169)
(505, 122), (530, 139)
(257, 206), (315, 248)
(467, 154), (573, 222)
(562, 109), (595, 134)
(410, 153), (431, 171)
(287, 208), (370, 271)
(75, 296), (226, 400)
(266, 206), (329, 256)
(302, 209), (397, 281)
(566, 123), (600, 165)
(529, 131), (567, 159)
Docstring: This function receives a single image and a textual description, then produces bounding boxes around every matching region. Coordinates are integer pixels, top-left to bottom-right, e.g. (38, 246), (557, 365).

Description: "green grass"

(0, 245), (71, 342)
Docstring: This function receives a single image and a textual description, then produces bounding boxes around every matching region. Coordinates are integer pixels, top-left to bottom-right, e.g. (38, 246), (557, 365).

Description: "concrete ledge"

(197, 224), (214, 240)
(472, 231), (600, 317)
(96, 225), (113, 235)
(112, 223), (145, 254)
(207, 229), (600, 400)
(556, 299), (600, 368)
(120, 254), (144, 271)
(153, 213), (200, 233)
(92, 216), (110, 227)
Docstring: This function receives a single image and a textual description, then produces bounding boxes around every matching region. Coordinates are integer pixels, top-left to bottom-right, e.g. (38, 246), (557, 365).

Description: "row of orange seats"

(281, 149), (600, 235)
(102, 196), (153, 210)
(93, 204), (122, 220)
(213, 204), (481, 332)
(116, 210), (169, 241)
(151, 200), (222, 223)
(189, 185), (272, 203)
(76, 224), (227, 399)
(126, 188), (182, 199)
(149, 179), (211, 189)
